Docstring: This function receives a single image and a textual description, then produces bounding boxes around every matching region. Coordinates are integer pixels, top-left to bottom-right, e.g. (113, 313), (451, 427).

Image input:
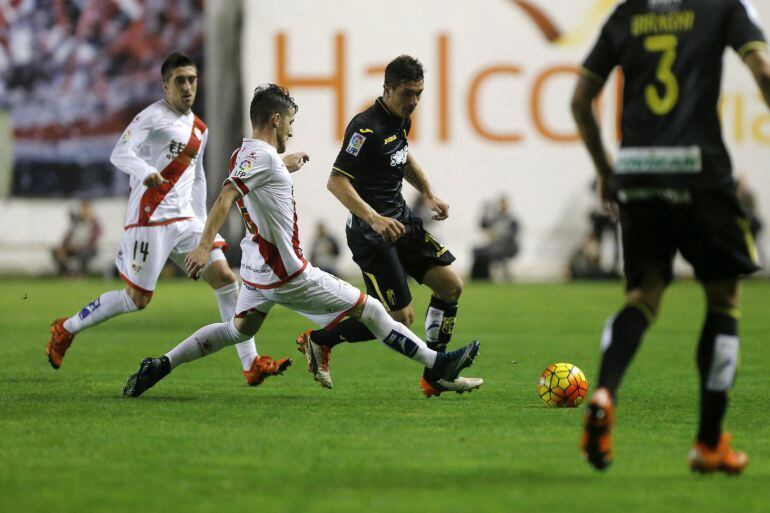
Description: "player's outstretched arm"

(744, 49), (770, 109)
(571, 73), (616, 217)
(404, 153), (448, 221)
(185, 183), (240, 279)
(327, 171), (405, 242)
(283, 152), (310, 172)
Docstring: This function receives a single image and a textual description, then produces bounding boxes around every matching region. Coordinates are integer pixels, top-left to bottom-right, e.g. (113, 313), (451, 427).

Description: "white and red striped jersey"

(110, 100), (208, 228)
(225, 139), (308, 288)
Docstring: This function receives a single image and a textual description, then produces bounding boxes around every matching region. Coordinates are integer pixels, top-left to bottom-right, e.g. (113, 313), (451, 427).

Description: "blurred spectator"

(470, 196), (520, 281)
(588, 180), (621, 275)
(309, 221), (341, 276)
(52, 200), (102, 277)
(566, 233), (620, 280)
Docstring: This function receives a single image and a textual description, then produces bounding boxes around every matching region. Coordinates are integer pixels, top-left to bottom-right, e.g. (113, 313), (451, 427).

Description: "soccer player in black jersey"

(572, 0), (770, 473)
(295, 55), (483, 396)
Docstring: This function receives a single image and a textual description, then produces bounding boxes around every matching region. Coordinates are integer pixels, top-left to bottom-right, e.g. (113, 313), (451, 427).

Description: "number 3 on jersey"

(644, 34), (679, 115)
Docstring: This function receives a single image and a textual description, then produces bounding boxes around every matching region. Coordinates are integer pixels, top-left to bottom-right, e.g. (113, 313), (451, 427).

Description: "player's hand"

(143, 172), (169, 188)
(597, 174), (619, 222)
(370, 214), (405, 243)
(283, 152), (310, 172)
(184, 246), (210, 280)
(425, 195), (449, 221)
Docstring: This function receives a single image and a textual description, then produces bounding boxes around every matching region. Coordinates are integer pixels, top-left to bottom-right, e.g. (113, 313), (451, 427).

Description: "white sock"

(63, 290), (138, 334)
(165, 319), (250, 369)
(359, 297), (437, 368)
(214, 282), (258, 370)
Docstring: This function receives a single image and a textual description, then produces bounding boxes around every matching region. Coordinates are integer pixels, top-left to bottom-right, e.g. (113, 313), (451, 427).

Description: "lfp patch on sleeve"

(345, 133), (367, 156)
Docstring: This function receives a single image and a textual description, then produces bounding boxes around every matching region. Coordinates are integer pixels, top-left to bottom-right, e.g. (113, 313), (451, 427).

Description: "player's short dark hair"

(249, 84), (298, 128)
(384, 55), (424, 87)
(161, 51), (197, 81)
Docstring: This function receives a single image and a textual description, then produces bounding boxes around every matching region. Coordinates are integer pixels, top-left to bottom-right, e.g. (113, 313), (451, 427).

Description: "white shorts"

(235, 265), (365, 329)
(115, 218), (227, 295)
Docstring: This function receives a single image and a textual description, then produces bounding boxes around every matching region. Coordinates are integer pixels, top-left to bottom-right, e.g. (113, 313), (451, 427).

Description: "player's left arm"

(404, 153), (449, 221)
(185, 183), (240, 279)
(191, 131), (209, 220)
(571, 73), (616, 216)
(283, 152), (310, 172)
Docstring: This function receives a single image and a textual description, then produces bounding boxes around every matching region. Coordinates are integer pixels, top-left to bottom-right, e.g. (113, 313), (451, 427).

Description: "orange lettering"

(468, 66), (523, 142)
(276, 32), (346, 139)
(531, 65), (580, 143)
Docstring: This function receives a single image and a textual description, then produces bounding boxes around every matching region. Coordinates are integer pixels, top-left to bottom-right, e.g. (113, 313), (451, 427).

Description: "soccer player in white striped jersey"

(46, 52), (292, 386)
(122, 84), (481, 398)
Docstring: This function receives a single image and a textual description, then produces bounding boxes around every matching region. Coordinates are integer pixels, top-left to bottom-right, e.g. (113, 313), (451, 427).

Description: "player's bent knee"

(127, 290), (151, 310)
(390, 308), (413, 326)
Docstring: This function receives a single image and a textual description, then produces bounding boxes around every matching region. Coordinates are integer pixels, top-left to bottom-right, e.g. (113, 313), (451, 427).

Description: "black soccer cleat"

(123, 357), (170, 398)
(433, 339), (480, 382)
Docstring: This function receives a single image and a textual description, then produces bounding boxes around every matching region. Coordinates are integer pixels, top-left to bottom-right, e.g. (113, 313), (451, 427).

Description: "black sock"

(696, 312), (738, 447)
(425, 296), (458, 351)
(423, 296), (459, 380)
(597, 304), (651, 397)
(310, 319), (375, 348)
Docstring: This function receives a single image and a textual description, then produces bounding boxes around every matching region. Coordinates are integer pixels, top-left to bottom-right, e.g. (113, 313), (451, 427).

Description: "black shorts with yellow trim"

(346, 213), (455, 311)
(619, 186), (761, 290)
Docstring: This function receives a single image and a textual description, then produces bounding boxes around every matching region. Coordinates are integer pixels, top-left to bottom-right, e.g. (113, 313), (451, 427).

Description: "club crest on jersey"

(131, 261), (143, 272)
(346, 133), (367, 156)
(390, 146), (408, 167)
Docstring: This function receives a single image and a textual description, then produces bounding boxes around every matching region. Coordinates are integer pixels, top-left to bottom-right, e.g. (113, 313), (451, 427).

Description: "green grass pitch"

(1, 278), (768, 513)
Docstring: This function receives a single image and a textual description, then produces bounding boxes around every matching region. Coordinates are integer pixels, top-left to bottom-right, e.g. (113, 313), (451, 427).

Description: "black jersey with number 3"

(332, 97), (411, 219)
(582, 0), (767, 189)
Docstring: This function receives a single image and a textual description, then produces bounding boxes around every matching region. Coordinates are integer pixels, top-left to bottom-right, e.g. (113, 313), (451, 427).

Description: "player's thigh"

(678, 188), (761, 283)
(168, 218), (229, 276)
(115, 225), (175, 294)
(618, 197), (677, 293)
(234, 283), (275, 336)
(355, 244), (412, 312)
(271, 266), (365, 329)
(397, 221), (456, 287)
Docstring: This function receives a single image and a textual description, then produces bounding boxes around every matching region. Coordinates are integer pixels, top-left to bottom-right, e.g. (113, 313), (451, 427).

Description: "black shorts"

(346, 213), (455, 311)
(619, 187), (760, 290)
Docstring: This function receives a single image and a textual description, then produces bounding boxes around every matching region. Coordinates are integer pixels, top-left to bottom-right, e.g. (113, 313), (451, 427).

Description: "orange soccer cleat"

(46, 318), (75, 369)
(243, 355), (293, 386)
(689, 433), (748, 475)
(581, 387), (615, 470)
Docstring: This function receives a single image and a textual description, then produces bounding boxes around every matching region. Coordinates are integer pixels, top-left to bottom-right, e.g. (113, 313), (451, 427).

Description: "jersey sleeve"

(332, 117), (372, 180)
(109, 109), (158, 182)
(581, 8), (622, 83)
(191, 129), (208, 220)
(726, 0), (768, 58)
(224, 150), (273, 197)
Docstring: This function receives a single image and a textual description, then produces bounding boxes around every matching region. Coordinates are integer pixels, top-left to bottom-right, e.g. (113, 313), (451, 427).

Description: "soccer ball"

(537, 362), (589, 407)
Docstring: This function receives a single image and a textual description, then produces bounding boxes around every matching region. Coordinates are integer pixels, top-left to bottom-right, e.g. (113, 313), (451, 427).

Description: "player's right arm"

(572, 8), (620, 218)
(185, 182), (240, 279)
(110, 109), (167, 188)
(327, 172), (405, 241)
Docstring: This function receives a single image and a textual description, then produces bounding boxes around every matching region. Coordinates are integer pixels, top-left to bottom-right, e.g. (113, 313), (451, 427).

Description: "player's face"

(163, 66), (198, 114)
(384, 80), (423, 118)
(275, 108), (295, 154)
